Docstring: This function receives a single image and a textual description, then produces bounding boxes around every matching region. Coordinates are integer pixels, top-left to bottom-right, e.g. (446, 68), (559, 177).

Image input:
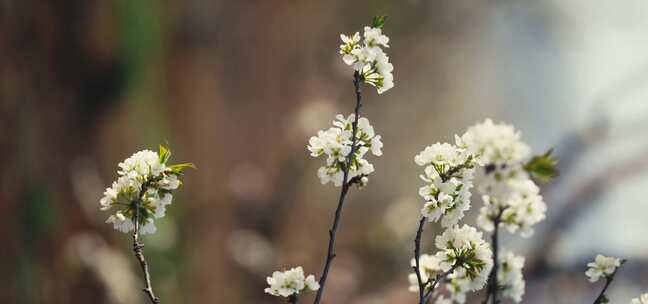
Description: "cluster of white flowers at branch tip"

(498, 251), (525, 303)
(458, 119), (548, 237)
(631, 293), (648, 304)
(415, 142), (477, 227)
(307, 114), (382, 187)
(585, 254), (621, 283)
(339, 17), (394, 94)
(409, 225), (493, 302)
(436, 225), (492, 293)
(264, 267), (320, 298)
(100, 146), (194, 235)
(476, 179), (546, 237)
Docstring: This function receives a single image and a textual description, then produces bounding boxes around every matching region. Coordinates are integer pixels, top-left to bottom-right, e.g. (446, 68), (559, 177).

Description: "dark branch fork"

(313, 71), (364, 304)
(422, 263), (461, 304)
(133, 181), (161, 304)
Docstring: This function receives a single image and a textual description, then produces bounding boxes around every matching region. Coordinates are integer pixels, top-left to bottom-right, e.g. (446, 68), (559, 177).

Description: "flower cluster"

(100, 146), (193, 235)
(264, 266), (320, 298)
(408, 225), (492, 301)
(632, 294), (648, 304)
(434, 225), (493, 292)
(415, 143), (477, 227)
(339, 17), (394, 94)
(585, 254), (621, 283)
(458, 119), (531, 168)
(307, 114), (382, 187)
(498, 251), (525, 303)
(476, 179), (546, 237)
(458, 119), (548, 237)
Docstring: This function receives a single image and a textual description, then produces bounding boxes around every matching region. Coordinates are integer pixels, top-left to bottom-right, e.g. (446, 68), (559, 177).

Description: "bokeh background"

(2, 0), (648, 303)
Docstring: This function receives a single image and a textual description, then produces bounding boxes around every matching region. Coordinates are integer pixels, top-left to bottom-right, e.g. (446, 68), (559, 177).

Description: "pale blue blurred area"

(476, 1), (648, 302)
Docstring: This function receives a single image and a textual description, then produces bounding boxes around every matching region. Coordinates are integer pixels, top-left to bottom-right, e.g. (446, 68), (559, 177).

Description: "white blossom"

(631, 293), (648, 304)
(434, 225), (493, 291)
(498, 251), (525, 303)
(459, 119), (547, 237)
(415, 143), (477, 227)
(407, 225), (492, 300)
(477, 179), (546, 237)
(100, 146), (192, 235)
(408, 254), (443, 292)
(307, 114), (382, 187)
(264, 266), (319, 297)
(339, 24), (394, 94)
(585, 254), (621, 283)
(435, 295), (454, 304)
(457, 119), (530, 167)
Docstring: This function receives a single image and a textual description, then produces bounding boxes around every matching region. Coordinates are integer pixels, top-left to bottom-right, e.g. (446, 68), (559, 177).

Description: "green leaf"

(169, 162), (196, 173)
(372, 15), (387, 29)
(524, 148), (559, 183)
(158, 144), (171, 164)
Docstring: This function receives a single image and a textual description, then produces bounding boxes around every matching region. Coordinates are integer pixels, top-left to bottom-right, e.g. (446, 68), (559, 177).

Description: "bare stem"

(288, 294), (298, 304)
(483, 207), (505, 304)
(132, 183), (160, 304)
(313, 71), (363, 304)
(413, 218), (427, 304)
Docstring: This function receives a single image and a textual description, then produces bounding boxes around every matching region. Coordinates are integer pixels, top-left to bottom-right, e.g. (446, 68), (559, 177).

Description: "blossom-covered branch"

(265, 16), (393, 304)
(100, 146), (194, 303)
(410, 225), (492, 303)
(312, 71), (365, 304)
(406, 119), (557, 304)
(408, 140), (485, 302)
(454, 119), (556, 304)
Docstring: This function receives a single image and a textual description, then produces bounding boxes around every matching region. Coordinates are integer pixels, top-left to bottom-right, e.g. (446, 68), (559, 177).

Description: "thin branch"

(313, 71), (363, 304)
(132, 183), (160, 304)
(413, 218), (427, 304)
(288, 294), (298, 304)
(483, 207), (506, 304)
(422, 263), (460, 304)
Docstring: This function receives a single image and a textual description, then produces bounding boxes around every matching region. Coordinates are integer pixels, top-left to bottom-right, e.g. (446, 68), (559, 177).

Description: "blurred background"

(2, 0), (648, 303)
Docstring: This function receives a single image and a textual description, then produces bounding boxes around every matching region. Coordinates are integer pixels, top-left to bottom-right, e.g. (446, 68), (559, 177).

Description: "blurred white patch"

(284, 98), (338, 149)
(69, 157), (105, 223)
(64, 233), (138, 304)
(383, 196), (420, 243)
(228, 229), (275, 272)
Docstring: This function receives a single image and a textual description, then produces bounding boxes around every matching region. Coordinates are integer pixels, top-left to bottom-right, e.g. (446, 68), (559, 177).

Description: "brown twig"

(132, 183), (160, 304)
(413, 218), (427, 304)
(313, 71), (363, 304)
